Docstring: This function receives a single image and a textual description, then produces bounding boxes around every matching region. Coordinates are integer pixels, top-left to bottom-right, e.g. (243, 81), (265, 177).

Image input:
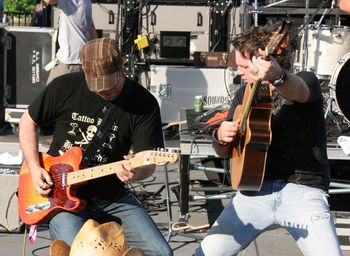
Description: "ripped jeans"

(195, 179), (342, 256)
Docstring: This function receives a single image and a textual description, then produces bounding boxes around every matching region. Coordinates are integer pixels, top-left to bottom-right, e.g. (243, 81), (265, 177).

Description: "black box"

(5, 26), (56, 107)
(0, 24), (7, 125)
(160, 31), (190, 59)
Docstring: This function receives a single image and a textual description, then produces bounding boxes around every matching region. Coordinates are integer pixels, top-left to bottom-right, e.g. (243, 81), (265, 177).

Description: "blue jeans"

(195, 179), (342, 256)
(49, 193), (172, 256)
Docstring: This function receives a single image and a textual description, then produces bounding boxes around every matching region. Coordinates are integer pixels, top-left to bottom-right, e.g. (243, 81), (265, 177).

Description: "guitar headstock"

(143, 149), (180, 166)
(265, 18), (292, 59)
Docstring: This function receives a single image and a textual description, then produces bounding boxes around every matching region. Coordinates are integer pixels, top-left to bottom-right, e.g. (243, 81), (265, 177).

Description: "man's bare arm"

(19, 111), (53, 196)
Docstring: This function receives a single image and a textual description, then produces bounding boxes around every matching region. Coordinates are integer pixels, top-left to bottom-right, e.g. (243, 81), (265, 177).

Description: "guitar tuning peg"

(170, 149), (181, 154)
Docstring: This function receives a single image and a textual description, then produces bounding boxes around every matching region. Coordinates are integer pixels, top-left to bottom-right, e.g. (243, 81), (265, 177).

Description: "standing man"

(0, 0), (3, 23)
(19, 38), (172, 256)
(194, 25), (342, 256)
(45, 0), (97, 84)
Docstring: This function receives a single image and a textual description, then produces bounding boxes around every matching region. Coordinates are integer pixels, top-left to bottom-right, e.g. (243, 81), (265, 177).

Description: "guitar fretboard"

(66, 157), (147, 185)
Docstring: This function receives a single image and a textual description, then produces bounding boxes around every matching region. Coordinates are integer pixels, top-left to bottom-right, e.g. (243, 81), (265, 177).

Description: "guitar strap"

(82, 103), (121, 167)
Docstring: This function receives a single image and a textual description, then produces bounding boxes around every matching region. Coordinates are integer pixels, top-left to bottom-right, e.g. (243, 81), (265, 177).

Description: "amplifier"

(160, 31), (191, 59)
(0, 165), (22, 233)
(194, 51), (236, 68)
(5, 26), (56, 108)
(265, 0), (331, 8)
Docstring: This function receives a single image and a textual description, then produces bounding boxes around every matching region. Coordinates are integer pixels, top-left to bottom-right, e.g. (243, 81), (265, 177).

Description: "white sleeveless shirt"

(56, 0), (93, 64)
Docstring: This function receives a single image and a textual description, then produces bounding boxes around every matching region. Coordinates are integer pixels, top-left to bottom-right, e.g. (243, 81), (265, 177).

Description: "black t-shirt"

(227, 72), (330, 191)
(29, 71), (164, 198)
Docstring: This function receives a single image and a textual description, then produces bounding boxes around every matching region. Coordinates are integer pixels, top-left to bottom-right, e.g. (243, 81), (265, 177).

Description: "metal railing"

(3, 12), (32, 26)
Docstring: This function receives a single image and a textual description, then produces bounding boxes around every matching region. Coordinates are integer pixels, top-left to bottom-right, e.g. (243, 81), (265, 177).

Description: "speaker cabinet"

(0, 24), (7, 125)
(0, 166), (22, 233)
(5, 26), (56, 108)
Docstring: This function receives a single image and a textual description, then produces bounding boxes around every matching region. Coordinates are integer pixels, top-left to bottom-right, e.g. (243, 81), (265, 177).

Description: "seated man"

(194, 25), (342, 256)
(19, 38), (172, 256)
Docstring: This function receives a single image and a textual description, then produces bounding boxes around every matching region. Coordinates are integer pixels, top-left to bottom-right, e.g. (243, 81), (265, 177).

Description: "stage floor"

(1, 162), (350, 255)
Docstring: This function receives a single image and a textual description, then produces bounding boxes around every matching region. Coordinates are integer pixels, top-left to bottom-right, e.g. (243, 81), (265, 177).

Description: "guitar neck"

(66, 157), (147, 185)
(240, 81), (260, 131)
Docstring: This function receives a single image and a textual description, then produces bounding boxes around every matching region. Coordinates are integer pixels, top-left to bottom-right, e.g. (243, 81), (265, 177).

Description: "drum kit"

(250, 0), (350, 131)
(294, 22), (350, 131)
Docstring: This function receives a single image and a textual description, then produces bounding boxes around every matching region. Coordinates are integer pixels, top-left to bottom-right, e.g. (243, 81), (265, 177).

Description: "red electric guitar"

(18, 147), (179, 225)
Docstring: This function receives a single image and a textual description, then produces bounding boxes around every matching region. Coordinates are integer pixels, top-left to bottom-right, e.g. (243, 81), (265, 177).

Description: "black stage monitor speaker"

(0, 24), (7, 125)
(160, 31), (190, 59)
(5, 26), (56, 107)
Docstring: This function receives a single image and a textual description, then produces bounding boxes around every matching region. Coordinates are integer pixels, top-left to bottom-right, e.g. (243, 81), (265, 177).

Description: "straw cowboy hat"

(50, 219), (144, 256)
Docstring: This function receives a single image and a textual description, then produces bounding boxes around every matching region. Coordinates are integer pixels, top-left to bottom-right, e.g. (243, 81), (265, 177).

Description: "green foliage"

(4, 0), (35, 13)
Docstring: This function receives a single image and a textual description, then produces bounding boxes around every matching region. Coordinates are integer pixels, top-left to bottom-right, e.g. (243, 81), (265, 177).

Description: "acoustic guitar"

(231, 21), (291, 191)
(18, 147), (179, 225)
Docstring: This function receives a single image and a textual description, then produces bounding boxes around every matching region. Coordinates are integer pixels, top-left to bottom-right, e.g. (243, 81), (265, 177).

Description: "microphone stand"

(301, 0), (310, 71)
(296, 0), (334, 71)
(240, 0), (250, 32)
(253, 0), (259, 27)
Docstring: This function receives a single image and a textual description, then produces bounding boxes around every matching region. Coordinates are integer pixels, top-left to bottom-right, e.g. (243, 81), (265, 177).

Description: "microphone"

(194, 98), (232, 123)
(195, 109), (215, 123)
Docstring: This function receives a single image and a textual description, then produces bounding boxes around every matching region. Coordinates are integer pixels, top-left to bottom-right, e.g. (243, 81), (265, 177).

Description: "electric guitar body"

(18, 147), (179, 225)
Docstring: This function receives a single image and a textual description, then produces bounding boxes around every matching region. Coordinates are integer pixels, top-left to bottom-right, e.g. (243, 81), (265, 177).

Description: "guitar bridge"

(62, 172), (67, 187)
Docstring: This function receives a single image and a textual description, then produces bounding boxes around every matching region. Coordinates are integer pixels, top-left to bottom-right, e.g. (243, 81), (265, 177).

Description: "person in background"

(340, 0), (350, 14)
(30, 0), (44, 27)
(0, 0), (3, 23)
(44, 0), (97, 85)
(194, 25), (342, 256)
(19, 38), (173, 256)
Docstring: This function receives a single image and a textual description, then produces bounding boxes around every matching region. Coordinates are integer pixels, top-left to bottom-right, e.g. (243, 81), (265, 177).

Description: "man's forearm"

(19, 111), (41, 170)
